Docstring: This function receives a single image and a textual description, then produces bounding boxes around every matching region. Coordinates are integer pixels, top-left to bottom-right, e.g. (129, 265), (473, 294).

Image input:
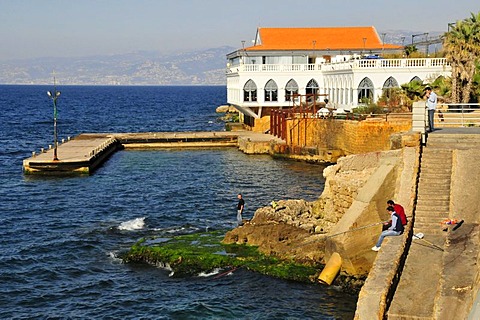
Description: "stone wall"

(353, 147), (418, 319)
(324, 150), (405, 275)
(313, 152), (385, 227)
(253, 116), (271, 133)
(285, 117), (412, 161)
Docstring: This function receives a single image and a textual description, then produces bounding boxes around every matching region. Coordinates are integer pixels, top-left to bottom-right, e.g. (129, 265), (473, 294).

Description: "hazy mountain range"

(0, 30), (444, 86)
(0, 46), (236, 86)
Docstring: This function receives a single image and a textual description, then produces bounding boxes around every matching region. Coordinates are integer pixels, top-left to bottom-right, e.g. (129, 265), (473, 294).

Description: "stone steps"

(416, 198), (450, 207)
(413, 223), (449, 236)
(388, 234), (446, 319)
(415, 204), (450, 213)
(426, 134), (480, 149)
(388, 138), (454, 318)
(418, 166), (452, 173)
(414, 210), (449, 220)
(415, 193), (450, 200)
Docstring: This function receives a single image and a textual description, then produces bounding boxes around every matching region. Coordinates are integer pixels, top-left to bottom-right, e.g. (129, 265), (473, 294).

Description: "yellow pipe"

(318, 252), (342, 285)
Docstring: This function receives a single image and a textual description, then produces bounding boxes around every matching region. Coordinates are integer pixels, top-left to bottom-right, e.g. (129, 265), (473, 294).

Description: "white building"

(226, 26), (451, 127)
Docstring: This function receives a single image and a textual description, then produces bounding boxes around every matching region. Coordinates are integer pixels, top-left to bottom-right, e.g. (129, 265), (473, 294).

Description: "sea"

(0, 85), (357, 319)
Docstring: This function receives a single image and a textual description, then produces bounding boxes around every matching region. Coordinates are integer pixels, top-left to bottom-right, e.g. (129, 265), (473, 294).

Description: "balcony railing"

(228, 58), (450, 74)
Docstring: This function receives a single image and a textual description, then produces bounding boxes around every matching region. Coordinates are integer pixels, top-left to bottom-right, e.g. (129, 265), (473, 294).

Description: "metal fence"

(435, 103), (480, 127)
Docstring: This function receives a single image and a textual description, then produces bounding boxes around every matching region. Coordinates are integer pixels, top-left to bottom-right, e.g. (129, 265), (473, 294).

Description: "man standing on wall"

(425, 86), (437, 132)
(237, 194), (245, 226)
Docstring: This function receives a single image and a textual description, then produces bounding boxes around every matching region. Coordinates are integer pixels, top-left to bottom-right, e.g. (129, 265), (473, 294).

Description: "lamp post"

(47, 79), (61, 161)
(362, 37), (367, 55)
(381, 33), (386, 54)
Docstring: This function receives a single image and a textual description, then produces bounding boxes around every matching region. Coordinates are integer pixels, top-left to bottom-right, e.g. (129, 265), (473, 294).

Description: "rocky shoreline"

(122, 148), (391, 294)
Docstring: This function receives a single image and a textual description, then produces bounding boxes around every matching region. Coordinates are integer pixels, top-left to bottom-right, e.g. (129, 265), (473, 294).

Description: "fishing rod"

(326, 215), (413, 239)
(412, 233), (444, 251)
(290, 215), (413, 250)
(325, 220), (387, 239)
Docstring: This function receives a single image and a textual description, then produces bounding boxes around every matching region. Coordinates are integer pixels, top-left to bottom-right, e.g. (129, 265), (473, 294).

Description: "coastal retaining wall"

(285, 118), (412, 161)
(353, 147), (418, 319)
(324, 150), (404, 275)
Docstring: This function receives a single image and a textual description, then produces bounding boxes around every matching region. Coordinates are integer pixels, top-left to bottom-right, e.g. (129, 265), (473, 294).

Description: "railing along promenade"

(434, 103), (480, 127)
(229, 58), (449, 73)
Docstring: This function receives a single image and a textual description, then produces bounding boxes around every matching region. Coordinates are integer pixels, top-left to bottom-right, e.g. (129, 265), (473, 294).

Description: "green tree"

(431, 76), (451, 100)
(404, 44), (418, 57)
(378, 87), (412, 112)
(401, 80), (425, 101)
(472, 62), (480, 102)
(443, 11), (480, 103)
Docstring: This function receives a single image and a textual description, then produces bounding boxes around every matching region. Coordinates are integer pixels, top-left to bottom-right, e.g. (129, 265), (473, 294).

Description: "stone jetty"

(23, 131), (285, 175)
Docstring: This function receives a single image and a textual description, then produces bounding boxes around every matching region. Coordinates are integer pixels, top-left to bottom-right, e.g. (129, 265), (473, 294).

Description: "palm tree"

(472, 62), (480, 102)
(401, 80), (425, 101)
(443, 11), (480, 103)
(404, 45), (418, 57)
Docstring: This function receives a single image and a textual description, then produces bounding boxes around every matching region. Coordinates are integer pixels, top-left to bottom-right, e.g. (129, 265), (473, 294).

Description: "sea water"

(0, 85), (357, 319)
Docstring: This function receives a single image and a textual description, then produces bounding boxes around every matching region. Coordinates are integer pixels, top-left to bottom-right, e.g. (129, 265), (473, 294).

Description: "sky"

(0, 0), (478, 61)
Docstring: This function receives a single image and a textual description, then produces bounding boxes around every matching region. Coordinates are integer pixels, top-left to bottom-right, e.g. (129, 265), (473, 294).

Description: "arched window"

(306, 79), (319, 96)
(264, 79), (278, 102)
(243, 79), (257, 102)
(285, 79), (298, 101)
(410, 76), (422, 83)
(358, 77), (374, 103)
(383, 76), (399, 89)
(382, 76), (399, 100)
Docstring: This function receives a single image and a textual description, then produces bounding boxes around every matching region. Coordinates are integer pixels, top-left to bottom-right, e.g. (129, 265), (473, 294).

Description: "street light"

(381, 33), (386, 54)
(47, 79), (61, 161)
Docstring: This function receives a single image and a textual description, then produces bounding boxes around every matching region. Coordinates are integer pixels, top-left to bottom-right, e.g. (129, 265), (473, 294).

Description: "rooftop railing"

(228, 58), (450, 74)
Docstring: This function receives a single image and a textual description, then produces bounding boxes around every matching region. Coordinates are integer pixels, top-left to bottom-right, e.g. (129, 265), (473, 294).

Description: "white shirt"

(426, 91), (437, 110)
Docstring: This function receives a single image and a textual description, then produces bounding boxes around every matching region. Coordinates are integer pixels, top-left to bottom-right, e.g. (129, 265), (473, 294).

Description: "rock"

(216, 105), (238, 113)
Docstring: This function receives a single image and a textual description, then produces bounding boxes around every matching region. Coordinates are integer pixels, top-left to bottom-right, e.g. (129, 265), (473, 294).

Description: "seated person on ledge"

(372, 206), (404, 252)
(382, 200), (408, 230)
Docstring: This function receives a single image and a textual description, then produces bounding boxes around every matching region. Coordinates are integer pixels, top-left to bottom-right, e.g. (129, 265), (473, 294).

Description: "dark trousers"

(428, 109), (435, 131)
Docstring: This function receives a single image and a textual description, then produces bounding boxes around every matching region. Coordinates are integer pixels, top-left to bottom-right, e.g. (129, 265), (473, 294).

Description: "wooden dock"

(23, 131), (284, 175)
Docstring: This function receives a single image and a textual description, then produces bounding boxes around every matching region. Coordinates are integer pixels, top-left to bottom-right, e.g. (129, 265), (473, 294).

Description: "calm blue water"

(0, 85), (357, 319)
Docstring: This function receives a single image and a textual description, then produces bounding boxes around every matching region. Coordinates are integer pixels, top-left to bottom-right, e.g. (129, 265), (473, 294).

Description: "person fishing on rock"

(237, 193), (245, 226)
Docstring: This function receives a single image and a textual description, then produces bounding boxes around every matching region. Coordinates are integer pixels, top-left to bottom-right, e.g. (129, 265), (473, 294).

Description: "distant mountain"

(0, 29), (446, 86)
(0, 46), (236, 85)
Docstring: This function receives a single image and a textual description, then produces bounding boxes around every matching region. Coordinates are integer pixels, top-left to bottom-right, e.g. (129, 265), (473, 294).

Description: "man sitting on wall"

(372, 206), (405, 251)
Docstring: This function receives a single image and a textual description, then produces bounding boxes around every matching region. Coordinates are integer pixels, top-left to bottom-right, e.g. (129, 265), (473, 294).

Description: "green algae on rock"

(122, 230), (320, 282)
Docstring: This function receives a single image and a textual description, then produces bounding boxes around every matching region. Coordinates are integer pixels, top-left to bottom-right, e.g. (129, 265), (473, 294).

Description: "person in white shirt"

(425, 87), (438, 132)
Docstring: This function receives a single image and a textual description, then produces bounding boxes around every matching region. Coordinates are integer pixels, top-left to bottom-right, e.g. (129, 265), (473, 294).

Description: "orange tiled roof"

(246, 27), (401, 51)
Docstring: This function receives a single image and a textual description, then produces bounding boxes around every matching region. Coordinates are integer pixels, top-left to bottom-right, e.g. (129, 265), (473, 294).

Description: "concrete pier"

(23, 134), (120, 175)
(23, 131), (285, 175)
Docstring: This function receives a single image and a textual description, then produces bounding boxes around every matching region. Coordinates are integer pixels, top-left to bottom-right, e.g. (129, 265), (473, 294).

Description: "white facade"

(226, 57), (451, 118)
